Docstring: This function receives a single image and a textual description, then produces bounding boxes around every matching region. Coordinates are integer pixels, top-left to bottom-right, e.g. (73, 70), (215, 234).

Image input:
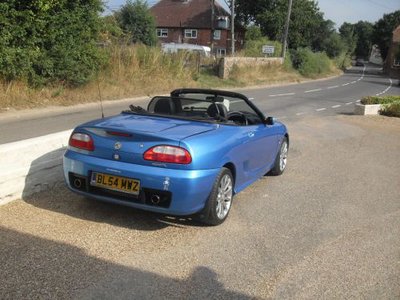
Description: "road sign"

(262, 45), (275, 54)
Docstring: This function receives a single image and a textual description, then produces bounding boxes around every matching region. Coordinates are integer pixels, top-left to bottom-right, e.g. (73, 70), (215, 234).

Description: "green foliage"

(320, 32), (346, 58)
(235, 0), (272, 25)
(354, 21), (374, 59)
(245, 26), (263, 41)
(361, 95), (400, 105)
(334, 52), (352, 70)
(0, 0), (104, 87)
(361, 95), (400, 118)
(372, 10), (400, 60)
(339, 22), (357, 55)
(243, 37), (282, 57)
(100, 15), (125, 44)
(238, 0), (328, 50)
(381, 102), (400, 117)
(115, 0), (157, 46)
(290, 48), (332, 78)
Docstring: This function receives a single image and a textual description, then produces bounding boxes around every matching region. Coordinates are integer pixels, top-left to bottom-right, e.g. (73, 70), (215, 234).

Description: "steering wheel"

(227, 111), (248, 126)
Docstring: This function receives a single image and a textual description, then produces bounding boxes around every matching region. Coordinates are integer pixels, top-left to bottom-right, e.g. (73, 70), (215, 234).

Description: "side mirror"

(264, 116), (275, 125)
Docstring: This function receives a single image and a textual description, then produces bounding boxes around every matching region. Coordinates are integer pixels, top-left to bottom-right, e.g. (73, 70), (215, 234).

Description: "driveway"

(1, 114), (399, 299)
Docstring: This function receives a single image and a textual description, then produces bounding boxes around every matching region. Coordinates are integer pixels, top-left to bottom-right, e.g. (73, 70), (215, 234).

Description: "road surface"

(0, 65), (397, 144)
(0, 64), (399, 299)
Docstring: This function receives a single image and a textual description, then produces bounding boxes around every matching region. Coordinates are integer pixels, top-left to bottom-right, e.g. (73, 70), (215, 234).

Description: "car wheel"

(202, 168), (234, 226)
(269, 137), (288, 176)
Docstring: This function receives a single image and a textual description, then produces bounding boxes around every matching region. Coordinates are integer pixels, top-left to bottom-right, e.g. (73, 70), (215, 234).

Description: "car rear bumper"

(63, 150), (219, 215)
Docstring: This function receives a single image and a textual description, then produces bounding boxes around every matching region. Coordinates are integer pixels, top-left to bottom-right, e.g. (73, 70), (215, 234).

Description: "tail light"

(144, 145), (192, 164)
(69, 132), (95, 151)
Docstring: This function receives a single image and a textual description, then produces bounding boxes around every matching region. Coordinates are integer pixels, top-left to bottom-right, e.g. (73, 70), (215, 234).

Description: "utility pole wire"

(281, 0), (293, 59)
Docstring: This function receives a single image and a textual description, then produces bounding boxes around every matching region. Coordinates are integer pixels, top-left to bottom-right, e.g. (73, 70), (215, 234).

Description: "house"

(384, 25), (400, 80)
(150, 0), (243, 56)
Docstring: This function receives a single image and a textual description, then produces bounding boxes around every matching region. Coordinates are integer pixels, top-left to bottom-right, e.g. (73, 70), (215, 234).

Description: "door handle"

(248, 132), (255, 138)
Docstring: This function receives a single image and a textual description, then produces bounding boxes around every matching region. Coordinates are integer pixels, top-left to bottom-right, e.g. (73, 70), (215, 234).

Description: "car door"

(244, 123), (280, 178)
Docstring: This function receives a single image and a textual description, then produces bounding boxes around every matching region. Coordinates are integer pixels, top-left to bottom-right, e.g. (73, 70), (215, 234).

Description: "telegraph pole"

(281, 0), (293, 58)
(211, 0), (215, 53)
(231, 0), (235, 55)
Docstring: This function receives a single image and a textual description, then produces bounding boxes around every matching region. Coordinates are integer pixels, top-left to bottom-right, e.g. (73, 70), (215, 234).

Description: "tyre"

(269, 137), (288, 176)
(201, 168), (234, 226)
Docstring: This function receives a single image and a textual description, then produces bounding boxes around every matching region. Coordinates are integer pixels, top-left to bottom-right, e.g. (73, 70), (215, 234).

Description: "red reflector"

(106, 131), (132, 137)
(144, 145), (192, 164)
(69, 133), (94, 151)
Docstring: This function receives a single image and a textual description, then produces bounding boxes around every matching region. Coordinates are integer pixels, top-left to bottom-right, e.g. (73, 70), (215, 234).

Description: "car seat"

(207, 103), (228, 119)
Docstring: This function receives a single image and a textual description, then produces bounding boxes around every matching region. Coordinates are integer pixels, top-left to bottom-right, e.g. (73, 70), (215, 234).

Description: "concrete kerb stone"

(0, 129), (72, 205)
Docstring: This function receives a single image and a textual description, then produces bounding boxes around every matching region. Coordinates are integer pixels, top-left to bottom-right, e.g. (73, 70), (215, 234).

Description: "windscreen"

(145, 94), (263, 125)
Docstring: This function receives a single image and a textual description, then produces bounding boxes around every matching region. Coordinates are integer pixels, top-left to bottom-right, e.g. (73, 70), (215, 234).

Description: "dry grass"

(229, 64), (303, 86)
(0, 45), (340, 111)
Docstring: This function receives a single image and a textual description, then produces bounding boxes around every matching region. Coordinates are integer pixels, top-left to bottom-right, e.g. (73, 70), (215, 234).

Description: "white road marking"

(332, 105), (341, 109)
(345, 102), (353, 105)
(342, 83), (350, 86)
(316, 108), (326, 112)
(305, 88), (322, 93)
(327, 85), (339, 89)
(356, 99), (361, 103)
(269, 93), (295, 97)
(350, 81), (357, 84)
(296, 112), (306, 116)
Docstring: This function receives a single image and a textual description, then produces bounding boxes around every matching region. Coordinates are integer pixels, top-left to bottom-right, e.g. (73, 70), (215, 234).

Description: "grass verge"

(0, 45), (341, 112)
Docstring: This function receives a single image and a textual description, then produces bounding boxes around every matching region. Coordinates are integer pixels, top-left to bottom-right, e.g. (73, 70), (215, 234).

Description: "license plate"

(90, 172), (140, 195)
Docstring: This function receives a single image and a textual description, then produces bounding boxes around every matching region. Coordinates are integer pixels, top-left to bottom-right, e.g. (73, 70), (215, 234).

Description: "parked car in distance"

(161, 43), (211, 57)
(63, 89), (289, 225)
(355, 59), (365, 66)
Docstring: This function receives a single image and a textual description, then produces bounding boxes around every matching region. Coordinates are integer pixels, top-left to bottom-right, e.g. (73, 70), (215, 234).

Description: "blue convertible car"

(63, 89), (289, 225)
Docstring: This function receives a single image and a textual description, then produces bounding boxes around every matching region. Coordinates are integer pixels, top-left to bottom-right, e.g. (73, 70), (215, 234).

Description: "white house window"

(213, 30), (221, 40)
(184, 29), (198, 39)
(157, 28), (168, 38)
(216, 48), (226, 56)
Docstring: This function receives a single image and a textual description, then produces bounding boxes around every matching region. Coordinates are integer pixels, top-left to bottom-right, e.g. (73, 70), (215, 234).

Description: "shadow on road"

(0, 226), (251, 299)
(22, 149), (204, 231)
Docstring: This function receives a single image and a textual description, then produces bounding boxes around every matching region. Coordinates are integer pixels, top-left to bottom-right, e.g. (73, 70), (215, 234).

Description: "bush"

(361, 95), (400, 118)
(115, 0), (157, 46)
(381, 102), (400, 117)
(0, 0), (104, 87)
(361, 95), (400, 105)
(334, 52), (352, 70)
(243, 38), (282, 58)
(290, 48), (332, 78)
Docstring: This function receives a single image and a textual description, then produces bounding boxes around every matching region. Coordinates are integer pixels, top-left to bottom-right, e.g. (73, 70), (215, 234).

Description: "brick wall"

(219, 57), (284, 79)
(156, 27), (241, 53)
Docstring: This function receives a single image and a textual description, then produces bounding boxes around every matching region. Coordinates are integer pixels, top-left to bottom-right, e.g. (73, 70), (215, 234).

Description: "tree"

(245, 26), (263, 41)
(115, 0), (157, 46)
(235, 0), (273, 25)
(0, 0), (104, 86)
(353, 21), (374, 59)
(372, 10), (400, 60)
(339, 22), (357, 55)
(320, 32), (346, 58)
(236, 0), (331, 51)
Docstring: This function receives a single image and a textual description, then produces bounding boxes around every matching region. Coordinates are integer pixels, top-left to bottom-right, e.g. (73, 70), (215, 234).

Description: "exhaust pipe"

(150, 194), (161, 205)
(74, 178), (82, 189)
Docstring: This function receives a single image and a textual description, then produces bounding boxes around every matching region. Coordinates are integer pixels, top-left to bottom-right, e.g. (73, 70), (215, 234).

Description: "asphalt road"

(1, 65), (400, 298)
(0, 64), (398, 144)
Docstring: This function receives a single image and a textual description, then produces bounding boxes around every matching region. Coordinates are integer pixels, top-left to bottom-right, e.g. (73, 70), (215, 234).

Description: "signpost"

(262, 45), (275, 56)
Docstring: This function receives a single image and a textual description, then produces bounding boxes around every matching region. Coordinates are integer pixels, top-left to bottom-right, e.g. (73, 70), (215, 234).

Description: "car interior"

(136, 95), (263, 126)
